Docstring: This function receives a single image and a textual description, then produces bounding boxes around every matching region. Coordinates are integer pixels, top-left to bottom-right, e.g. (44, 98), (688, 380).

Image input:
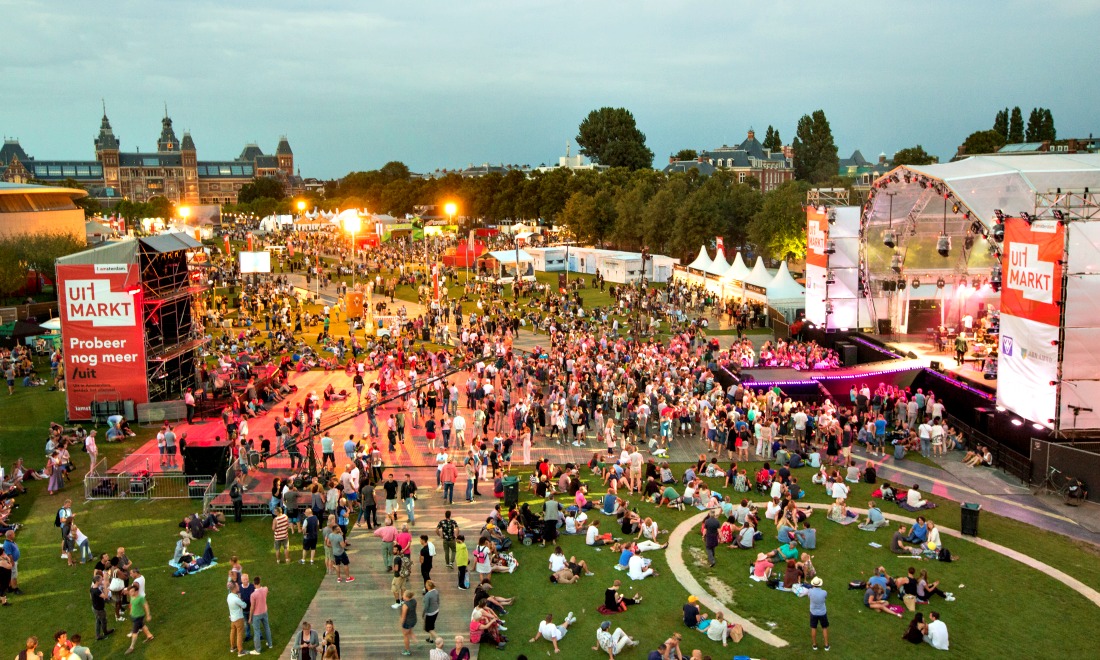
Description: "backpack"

(399, 556), (411, 578)
(54, 509), (62, 527)
(938, 546), (953, 563)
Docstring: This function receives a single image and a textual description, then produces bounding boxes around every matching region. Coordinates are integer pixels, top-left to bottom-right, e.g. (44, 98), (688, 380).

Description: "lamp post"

(179, 205), (190, 223)
(345, 214), (361, 288)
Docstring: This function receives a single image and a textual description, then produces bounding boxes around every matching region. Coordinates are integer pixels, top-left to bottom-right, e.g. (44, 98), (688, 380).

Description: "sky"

(2, 0), (1097, 179)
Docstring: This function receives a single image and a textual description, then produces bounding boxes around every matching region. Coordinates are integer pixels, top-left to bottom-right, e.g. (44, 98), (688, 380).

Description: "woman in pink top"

(752, 552), (774, 580)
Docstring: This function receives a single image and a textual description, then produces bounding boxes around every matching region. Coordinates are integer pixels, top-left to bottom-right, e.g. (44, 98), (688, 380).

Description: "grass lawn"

(0, 367), (323, 659)
(475, 462), (1100, 660)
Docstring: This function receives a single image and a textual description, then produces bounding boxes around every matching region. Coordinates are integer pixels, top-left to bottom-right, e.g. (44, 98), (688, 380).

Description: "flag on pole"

(716, 236), (724, 251)
(223, 235), (231, 256)
(247, 233), (253, 252)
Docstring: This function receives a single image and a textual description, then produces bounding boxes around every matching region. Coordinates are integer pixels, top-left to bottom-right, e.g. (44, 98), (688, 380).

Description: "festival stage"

(862, 333), (996, 394)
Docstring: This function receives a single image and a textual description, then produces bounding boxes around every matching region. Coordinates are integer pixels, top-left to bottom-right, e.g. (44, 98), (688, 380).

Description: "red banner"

(247, 233), (253, 252)
(806, 207), (829, 269)
(1001, 217), (1064, 327)
(57, 263), (149, 420)
(223, 235), (231, 256)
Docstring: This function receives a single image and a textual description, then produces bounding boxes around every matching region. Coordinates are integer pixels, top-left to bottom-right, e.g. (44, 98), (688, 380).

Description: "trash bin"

(503, 476), (520, 508)
(961, 502), (981, 536)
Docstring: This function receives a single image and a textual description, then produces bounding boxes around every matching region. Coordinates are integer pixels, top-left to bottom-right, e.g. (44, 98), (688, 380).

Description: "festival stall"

(476, 249), (535, 283)
(525, 246), (567, 272)
(765, 261), (807, 320)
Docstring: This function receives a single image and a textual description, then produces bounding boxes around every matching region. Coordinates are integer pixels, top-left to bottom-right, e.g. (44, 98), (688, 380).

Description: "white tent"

(724, 252), (751, 281)
(686, 246), (712, 271)
(706, 247), (730, 276)
(745, 256), (773, 287)
(766, 261), (806, 303)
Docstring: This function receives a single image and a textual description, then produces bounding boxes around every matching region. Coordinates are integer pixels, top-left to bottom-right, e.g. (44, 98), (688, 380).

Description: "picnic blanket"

(829, 516), (859, 525)
(169, 540), (218, 576)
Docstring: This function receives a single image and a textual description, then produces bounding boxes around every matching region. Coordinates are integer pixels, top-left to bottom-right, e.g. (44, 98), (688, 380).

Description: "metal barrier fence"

(946, 413), (1032, 484)
(85, 471), (215, 502)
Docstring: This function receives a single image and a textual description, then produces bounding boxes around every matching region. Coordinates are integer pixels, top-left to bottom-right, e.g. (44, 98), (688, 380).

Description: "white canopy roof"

(706, 246), (730, 275)
(687, 246), (712, 271)
(766, 261), (805, 302)
(485, 249), (533, 264)
(720, 251), (751, 282)
(745, 256), (773, 287)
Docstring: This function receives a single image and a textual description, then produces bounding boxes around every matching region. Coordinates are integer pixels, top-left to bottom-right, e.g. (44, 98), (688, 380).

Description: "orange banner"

(806, 207), (829, 269)
(346, 291), (365, 319)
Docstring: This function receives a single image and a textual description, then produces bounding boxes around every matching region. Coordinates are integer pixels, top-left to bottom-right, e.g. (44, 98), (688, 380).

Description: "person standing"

(398, 589), (418, 656)
(125, 583), (153, 654)
(272, 507), (291, 564)
(249, 576), (271, 654)
(229, 474), (245, 523)
(436, 511), (459, 569)
(84, 431), (99, 472)
(2, 530), (19, 596)
(423, 579), (440, 645)
(301, 508), (319, 565)
(184, 388), (196, 425)
(383, 474), (400, 522)
(401, 474), (418, 525)
(373, 517), (397, 570)
(164, 425), (178, 469)
(440, 459), (457, 505)
(329, 523), (353, 583)
(293, 622), (321, 660)
(88, 572), (113, 639)
(419, 535), (435, 589)
(703, 510), (721, 568)
(455, 534), (470, 590)
(227, 582), (252, 656)
(805, 576), (829, 651)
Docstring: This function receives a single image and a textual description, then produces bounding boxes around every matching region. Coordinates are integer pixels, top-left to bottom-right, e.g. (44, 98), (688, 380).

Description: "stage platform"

(863, 333), (996, 394)
(741, 358), (926, 384)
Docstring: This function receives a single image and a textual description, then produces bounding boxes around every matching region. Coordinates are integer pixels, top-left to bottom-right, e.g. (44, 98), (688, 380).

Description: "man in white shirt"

(595, 620), (638, 658)
(452, 415), (467, 447)
(924, 611), (949, 650)
(530, 612), (576, 653)
(917, 421), (933, 457)
(791, 408), (808, 444)
(627, 551), (656, 580)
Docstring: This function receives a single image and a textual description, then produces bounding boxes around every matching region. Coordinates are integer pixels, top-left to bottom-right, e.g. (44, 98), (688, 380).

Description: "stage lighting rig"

(937, 234), (951, 257)
(991, 264), (1002, 292)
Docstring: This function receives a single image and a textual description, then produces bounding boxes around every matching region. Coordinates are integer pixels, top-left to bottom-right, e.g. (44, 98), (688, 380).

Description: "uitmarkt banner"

(57, 263), (148, 420)
(805, 207), (829, 270)
(1001, 217), (1064, 327)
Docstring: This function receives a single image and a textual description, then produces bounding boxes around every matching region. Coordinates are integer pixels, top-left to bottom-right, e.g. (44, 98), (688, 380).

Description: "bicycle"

(1032, 466), (1075, 501)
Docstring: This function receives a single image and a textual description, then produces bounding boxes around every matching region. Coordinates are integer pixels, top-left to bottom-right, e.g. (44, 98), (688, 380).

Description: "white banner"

(997, 313), (1059, 428)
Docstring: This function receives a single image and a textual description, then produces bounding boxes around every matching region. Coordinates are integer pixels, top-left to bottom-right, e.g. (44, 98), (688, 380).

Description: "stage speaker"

(907, 352), (919, 359)
(184, 446), (231, 483)
(877, 319), (893, 335)
(930, 361), (943, 372)
(836, 342), (858, 367)
(882, 280), (896, 292)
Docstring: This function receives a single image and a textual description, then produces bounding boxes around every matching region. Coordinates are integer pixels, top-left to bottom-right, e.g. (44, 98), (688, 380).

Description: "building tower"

(157, 106), (180, 153)
(180, 131), (199, 205)
(275, 136), (293, 177)
(94, 106), (121, 191)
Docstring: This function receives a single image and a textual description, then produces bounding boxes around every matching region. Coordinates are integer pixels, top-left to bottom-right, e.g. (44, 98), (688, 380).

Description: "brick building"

(0, 108), (301, 207)
(663, 129), (794, 191)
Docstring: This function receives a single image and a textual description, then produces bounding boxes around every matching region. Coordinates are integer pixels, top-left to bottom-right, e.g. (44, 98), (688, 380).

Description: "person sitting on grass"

(891, 525), (922, 556)
(703, 611), (742, 647)
(858, 501), (887, 531)
(905, 516), (929, 544)
(529, 611), (577, 654)
(751, 552), (774, 581)
(826, 498), (857, 523)
(593, 620), (639, 659)
(683, 595), (708, 627)
(604, 579), (642, 613)
(864, 583), (903, 617)
(627, 548), (657, 580)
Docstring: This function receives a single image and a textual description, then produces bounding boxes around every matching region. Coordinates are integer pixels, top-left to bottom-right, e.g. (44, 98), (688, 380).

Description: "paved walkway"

(667, 500), (1100, 650)
(281, 466), (496, 659)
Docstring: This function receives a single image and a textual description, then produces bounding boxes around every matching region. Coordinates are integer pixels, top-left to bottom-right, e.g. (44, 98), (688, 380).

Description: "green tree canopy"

(993, 108), (1009, 141)
(238, 176), (286, 204)
(749, 180), (810, 261)
(576, 107), (654, 170)
(674, 149), (697, 161)
(960, 129), (1005, 156)
(762, 125), (782, 151)
(1008, 107), (1024, 143)
(892, 145), (936, 166)
(792, 110), (839, 184)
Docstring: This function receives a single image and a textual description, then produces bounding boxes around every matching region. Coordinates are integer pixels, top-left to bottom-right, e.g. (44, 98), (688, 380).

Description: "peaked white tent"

(723, 252), (751, 281)
(745, 256), (773, 287)
(706, 247), (730, 276)
(766, 261), (806, 320)
(687, 246), (712, 272)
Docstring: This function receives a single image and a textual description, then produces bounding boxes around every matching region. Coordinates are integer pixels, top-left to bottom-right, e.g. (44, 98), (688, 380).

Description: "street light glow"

(444, 202), (457, 217)
(344, 214), (361, 234)
(297, 200), (306, 211)
(179, 206), (190, 220)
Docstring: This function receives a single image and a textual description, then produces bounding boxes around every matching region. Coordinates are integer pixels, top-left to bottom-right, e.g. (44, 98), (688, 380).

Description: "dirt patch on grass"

(688, 546), (710, 568)
(705, 575), (736, 606)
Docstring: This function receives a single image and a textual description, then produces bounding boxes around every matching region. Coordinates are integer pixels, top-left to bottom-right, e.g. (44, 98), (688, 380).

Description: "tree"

(238, 176), (286, 204)
(960, 130), (1005, 156)
(993, 108), (1009, 142)
(791, 110), (839, 184)
(1026, 107), (1056, 142)
(1008, 107), (1024, 143)
(1026, 108), (1042, 142)
(378, 160), (411, 183)
(892, 145), (936, 166)
(1040, 108), (1056, 142)
(762, 125), (782, 151)
(674, 149), (697, 161)
(576, 107), (654, 170)
(147, 196), (174, 220)
(749, 180), (810, 261)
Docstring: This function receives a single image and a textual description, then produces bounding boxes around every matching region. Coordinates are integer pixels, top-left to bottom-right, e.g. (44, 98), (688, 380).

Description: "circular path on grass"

(667, 502), (1100, 648)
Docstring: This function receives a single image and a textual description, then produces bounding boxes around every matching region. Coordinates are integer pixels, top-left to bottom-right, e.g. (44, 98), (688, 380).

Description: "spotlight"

(937, 278), (946, 289)
(1011, 419), (1023, 427)
(827, 210), (836, 224)
(912, 277), (921, 289)
(964, 235), (974, 250)
(883, 231), (897, 248)
(996, 406), (1005, 412)
(969, 220), (983, 234)
(1021, 211), (1033, 224)
(825, 270), (836, 284)
(897, 277), (907, 289)
(824, 240), (836, 254)
(904, 174), (911, 184)
(1032, 423), (1045, 431)
(1052, 209), (1065, 221)
(891, 253), (903, 272)
(992, 223), (1005, 242)
(991, 264), (1002, 292)
(952, 203), (960, 214)
(993, 209), (1004, 222)
(825, 302), (834, 315)
(972, 277), (981, 289)
(937, 234), (951, 257)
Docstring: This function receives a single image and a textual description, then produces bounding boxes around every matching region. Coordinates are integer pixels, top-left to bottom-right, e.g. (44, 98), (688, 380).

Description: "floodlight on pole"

(345, 214), (361, 286)
(179, 206), (190, 221)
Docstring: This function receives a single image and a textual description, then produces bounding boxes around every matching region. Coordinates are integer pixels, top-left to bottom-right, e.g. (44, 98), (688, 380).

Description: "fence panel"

(84, 472), (214, 501)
